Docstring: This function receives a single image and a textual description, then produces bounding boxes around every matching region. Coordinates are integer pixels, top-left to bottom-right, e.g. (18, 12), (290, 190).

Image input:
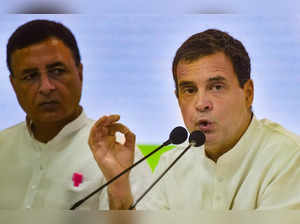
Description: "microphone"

(166, 126), (189, 145)
(129, 130), (205, 210)
(70, 126), (188, 210)
(189, 130), (206, 147)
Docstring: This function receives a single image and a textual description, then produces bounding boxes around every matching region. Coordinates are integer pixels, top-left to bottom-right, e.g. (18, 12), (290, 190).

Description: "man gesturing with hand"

(89, 115), (137, 209)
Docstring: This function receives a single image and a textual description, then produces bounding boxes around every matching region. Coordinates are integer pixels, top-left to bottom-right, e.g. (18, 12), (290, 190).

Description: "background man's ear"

(9, 74), (16, 91)
(78, 63), (83, 82)
(244, 79), (254, 107)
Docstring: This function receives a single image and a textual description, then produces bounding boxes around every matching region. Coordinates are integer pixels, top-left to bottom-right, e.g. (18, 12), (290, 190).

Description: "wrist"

(107, 177), (133, 210)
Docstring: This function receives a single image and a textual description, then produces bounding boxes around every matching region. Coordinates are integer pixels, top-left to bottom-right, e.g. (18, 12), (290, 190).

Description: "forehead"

(10, 38), (74, 73)
(176, 52), (238, 84)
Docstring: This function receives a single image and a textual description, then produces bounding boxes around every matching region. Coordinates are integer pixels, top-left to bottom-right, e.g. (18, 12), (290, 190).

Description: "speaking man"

(89, 29), (300, 210)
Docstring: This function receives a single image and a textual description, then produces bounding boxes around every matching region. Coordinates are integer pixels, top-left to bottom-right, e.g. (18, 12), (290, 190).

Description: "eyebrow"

(178, 75), (227, 87)
(20, 62), (66, 75)
(178, 81), (195, 88)
(22, 68), (38, 75)
(207, 75), (227, 83)
(46, 62), (66, 69)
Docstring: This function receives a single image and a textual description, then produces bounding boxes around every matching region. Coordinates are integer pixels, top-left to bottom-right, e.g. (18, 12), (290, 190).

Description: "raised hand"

(88, 114), (136, 209)
(88, 114), (135, 181)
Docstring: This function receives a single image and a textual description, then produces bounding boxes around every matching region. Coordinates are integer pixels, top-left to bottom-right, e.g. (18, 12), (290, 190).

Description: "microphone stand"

(70, 140), (171, 210)
(129, 130), (205, 209)
(128, 144), (192, 210)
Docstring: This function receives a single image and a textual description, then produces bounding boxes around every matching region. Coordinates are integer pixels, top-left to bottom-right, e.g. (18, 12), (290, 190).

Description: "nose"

(195, 91), (213, 112)
(39, 74), (56, 95)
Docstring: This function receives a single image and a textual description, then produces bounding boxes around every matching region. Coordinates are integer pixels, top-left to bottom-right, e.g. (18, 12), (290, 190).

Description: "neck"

(28, 106), (82, 143)
(205, 113), (253, 163)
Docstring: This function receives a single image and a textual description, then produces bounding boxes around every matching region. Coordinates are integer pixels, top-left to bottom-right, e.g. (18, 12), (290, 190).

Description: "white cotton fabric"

(141, 116), (300, 210)
(0, 111), (152, 210)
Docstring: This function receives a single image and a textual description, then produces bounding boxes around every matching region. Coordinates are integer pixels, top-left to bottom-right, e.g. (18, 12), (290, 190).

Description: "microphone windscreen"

(169, 126), (188, 145)
(189, 130), (206, 147)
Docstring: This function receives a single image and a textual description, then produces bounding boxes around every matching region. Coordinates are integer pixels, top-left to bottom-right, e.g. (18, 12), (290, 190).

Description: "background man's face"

(10, 38), (83, 125)
(176, 52), (253, 152)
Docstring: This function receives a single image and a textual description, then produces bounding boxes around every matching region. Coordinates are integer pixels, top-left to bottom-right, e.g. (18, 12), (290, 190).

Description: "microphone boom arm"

(70, 140), (170, 210)
(128, 144), (192, 210)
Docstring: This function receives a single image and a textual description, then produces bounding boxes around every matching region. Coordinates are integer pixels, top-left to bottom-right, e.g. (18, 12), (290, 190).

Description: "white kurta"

(141, 117), (300, 210)
(0, 111), (152, 210)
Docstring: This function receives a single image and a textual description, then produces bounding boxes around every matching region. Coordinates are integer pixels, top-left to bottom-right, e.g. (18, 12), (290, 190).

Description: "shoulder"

(0, 122), (27, 155)
(256, 118), (300, 151)
(0, 122), (26, 139)
(252, 118), (300, 170)
(260, 119), (299, 141)
(69, 115), (95, 140)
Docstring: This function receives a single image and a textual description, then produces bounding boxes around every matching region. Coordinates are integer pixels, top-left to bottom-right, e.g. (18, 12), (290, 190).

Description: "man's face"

(10, 38), (83, 125)
(176, 52), (253, 152)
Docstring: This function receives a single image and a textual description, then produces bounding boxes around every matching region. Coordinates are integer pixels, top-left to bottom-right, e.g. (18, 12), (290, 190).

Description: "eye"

(49, 68), (65, 76)
(182, 86), (197, 95)
(22, 72), (38, 81)
(210, 83), (224, 91)
(214, 85), (223, 90)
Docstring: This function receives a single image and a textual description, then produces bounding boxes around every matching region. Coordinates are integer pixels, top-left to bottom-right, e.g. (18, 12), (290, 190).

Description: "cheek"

(15, 90), (36, 114)
(59, 83), (81, 106)
(217, 97), (245, 127)
(179, 101), (195, 126)
(66, 77), (82, 93)
(15, 87), (32, 104)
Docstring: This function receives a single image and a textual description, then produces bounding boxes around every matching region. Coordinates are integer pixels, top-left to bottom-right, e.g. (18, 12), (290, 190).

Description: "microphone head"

(189, 130), (206, 147)
(169, 126), (188, 145)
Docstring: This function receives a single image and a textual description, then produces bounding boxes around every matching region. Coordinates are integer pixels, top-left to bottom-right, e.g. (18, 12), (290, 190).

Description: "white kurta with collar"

(141, 117), (300, 210)
(0, 111), (151, 210)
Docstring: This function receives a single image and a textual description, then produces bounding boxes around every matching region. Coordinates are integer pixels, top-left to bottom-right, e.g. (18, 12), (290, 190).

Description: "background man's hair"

(7, 19), (81, 75)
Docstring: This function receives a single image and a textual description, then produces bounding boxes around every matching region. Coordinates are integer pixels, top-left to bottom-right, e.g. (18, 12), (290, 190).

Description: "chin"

(202, 132), (217, 144)
(36, 113), (67, 124)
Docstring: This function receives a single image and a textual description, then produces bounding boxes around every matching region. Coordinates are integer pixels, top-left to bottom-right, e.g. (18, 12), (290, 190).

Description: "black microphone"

(129, 130), (205, 210)
(189, 130), (206, 147)
(70, 126), (188, 210)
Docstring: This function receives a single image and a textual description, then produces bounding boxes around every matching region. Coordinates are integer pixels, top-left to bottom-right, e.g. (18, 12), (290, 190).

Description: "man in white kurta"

(0, 111), (151, 210)
(141, 117), (300, 210)
(1, 19), (151, 210)
(87, 29), (300, 210)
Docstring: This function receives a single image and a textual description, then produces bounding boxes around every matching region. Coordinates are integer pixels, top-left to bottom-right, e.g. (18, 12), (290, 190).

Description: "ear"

(174, 89), (179, 99)
(78, 63), (83, 82)
(243, 79), (254, 108)
(9, 74), (17, 92)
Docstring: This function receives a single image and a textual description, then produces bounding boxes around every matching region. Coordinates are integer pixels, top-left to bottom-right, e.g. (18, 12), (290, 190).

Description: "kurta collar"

(216, 115), (260, 165)
(25, 110), (90, 147)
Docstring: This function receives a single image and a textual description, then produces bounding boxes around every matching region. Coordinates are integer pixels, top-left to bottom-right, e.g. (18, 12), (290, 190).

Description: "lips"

(38, 100), (59, 109)
(39, 100), (59, 105)
(196, 119), (214, 133)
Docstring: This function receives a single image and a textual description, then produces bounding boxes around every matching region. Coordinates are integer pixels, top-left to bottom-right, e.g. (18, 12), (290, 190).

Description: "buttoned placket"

(23, 140), (50, 209)
(22, 111), (90, 208)
(212, 157), (229, 210)
(23, 142), (41, 208)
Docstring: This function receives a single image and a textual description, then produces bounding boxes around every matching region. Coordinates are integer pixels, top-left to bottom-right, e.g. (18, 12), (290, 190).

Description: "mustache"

(37, 99), (59, 105)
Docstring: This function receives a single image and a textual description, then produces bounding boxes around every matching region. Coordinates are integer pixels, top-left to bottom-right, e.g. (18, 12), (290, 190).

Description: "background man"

(0, 19), (151, 210)
(89, 29), (300, 210)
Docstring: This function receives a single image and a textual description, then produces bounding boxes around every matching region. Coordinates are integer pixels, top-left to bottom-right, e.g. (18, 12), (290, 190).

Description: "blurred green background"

(138, 145), (175, 172)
